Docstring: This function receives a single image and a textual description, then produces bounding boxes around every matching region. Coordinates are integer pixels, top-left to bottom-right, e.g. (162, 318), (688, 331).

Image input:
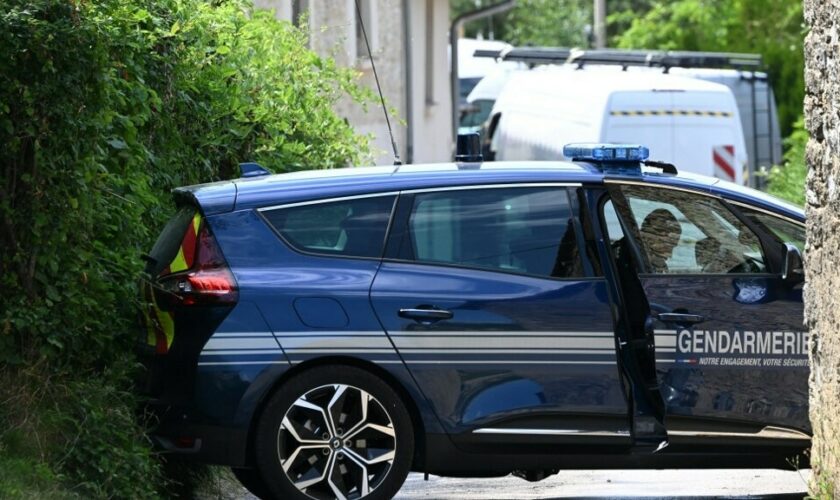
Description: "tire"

(254, 365), (415, 500)
(231, 467), (272, 499)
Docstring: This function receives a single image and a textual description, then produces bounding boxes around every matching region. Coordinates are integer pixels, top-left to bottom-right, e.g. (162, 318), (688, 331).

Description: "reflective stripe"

(200, 349), (284, 355)
(212, 331), (275, 338)
(474, 428), (630, 437)
(389, 331), (614, 337)
(655, 336), (677, 348)
(198, 360), (287, 366)
(713, 144), (736, 181)
(397, 349), (615, 355)
(610, 110), (733, 118)
(392, 336), (615, 349)
(405, 360), (615, 365)
(204, 337), (280, 350)
(169, 246), (188, 274)
(154, 307), (174, 353)
(280, 336), (393, 350)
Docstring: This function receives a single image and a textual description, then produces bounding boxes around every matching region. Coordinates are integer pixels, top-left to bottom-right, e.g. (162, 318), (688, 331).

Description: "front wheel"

(254, 366), (414, 500)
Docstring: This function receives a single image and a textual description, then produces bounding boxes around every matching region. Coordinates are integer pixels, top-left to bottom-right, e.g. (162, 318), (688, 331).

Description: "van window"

(263, 195), (396, 258)
(400, 187), (583, 278)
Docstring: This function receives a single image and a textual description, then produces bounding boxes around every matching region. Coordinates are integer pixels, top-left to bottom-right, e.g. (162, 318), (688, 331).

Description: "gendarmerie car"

(140, 144), (807, 500)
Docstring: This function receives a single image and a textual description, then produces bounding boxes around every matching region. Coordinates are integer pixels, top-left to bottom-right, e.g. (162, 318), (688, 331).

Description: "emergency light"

(563, 143), (649, 162)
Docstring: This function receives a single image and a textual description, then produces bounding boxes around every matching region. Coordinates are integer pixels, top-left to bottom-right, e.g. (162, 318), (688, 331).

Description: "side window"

(616, 185), (767, 274)
(739, 207), (805, 254)
(400, 187), (584, 278)
(262, 195), (395, 258)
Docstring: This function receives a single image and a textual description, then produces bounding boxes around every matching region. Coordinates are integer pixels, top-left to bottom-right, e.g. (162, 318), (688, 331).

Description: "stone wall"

(804, 0), (840, 495)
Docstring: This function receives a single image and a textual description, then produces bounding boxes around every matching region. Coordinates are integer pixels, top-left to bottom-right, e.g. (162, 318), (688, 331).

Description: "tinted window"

(618, 185), (767, 274)
(739, 207), (805, 254)
(401, 188), (583, 278)
(263, 195), (395, 258)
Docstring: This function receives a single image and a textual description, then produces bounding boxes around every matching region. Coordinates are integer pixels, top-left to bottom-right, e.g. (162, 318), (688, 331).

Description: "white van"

(489, 66), (748, 184)
(666, 67), (782, 173)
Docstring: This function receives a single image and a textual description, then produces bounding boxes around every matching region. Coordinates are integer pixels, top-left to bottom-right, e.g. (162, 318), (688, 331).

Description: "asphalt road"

(206, 469), (810, 499)
(394, 470), (809, 499)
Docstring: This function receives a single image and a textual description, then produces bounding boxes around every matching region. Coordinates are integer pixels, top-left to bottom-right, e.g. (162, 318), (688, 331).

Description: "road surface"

(200, 469), (810, 499)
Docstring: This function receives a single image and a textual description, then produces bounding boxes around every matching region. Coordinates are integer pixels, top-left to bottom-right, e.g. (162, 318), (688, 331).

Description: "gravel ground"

(198, 469), (810, 499)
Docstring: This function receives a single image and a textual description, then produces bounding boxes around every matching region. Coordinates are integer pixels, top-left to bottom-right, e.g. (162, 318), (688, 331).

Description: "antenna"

(354, 0), (402, 165)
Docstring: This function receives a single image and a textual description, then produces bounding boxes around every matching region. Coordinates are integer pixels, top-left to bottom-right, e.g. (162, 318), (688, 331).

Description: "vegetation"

(611, 0), (805, 139)
(0, 0), (370, 497)
(452, 0), (806, 203)
(766, 118), (807, 206)
(452, 0), (593, 48)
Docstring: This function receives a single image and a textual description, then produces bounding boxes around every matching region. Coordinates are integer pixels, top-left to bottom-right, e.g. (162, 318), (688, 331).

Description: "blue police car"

(140, 144), (808, 500)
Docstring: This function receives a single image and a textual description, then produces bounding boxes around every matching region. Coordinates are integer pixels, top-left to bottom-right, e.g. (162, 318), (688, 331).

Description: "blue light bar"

(563, 143), (649, 162)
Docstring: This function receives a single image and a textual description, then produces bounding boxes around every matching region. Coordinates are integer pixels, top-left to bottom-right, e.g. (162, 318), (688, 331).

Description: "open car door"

(600, 182), (810, 458)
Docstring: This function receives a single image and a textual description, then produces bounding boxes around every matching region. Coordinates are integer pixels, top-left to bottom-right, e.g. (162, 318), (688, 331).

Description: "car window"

(400, 187), (584, 278)
(616, 185), (767, 275)
(738, 206), (805, 254)
(262, 195), (396, 258)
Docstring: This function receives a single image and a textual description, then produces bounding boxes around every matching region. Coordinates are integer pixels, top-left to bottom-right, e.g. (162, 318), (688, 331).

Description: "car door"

(370, 184), (632, 449)
(600, 182), (809, 446)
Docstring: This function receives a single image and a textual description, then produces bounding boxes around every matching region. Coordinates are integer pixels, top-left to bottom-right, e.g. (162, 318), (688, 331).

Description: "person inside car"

(639, 208), (682, 273)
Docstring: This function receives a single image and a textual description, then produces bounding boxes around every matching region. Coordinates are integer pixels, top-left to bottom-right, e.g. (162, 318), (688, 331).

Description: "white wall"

(405, 0), (453, 163)
(252, 0), (453, 166)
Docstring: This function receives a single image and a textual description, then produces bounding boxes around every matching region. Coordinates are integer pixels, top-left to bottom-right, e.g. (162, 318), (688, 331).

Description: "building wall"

(253, 0), (452, 165)
(804, 0), (840, 494)
(405, 0), (453, 164)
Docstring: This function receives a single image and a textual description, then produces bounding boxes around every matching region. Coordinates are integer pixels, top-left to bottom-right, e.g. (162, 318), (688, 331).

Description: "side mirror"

(781, 243), (804, 286)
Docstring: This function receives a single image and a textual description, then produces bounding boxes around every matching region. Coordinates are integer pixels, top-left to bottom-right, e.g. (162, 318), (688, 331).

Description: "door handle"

(398, 307), (453, 323)
(655, 312), (705, 325)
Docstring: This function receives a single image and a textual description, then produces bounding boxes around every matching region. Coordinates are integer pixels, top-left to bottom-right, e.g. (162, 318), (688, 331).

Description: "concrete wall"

(253, 0), (452, 165)
(804, 0), (840, 494)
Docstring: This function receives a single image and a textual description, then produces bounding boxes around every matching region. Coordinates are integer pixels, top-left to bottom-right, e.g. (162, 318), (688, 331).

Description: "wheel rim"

(277, 384), (397, 500)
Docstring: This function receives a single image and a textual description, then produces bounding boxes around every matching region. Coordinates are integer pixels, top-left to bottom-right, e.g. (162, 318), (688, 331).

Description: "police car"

(140, 144), (807, 500)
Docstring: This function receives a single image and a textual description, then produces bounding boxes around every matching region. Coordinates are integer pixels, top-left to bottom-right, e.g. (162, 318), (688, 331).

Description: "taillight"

(156, 222), (238, 308)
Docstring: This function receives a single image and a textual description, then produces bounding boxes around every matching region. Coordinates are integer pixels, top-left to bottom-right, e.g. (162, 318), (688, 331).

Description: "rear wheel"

(254, 366), (414, 500)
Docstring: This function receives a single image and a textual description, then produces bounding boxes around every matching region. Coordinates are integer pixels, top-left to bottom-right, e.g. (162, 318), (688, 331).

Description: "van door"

(603, 90), (675, 166)
(601, 183), (810, 448)
(671, 90), (747, 185)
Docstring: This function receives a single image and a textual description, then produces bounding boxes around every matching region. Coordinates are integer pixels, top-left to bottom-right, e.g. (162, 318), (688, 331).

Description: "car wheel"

(231, 467), (272, 499)
(254, 365), (414, 500)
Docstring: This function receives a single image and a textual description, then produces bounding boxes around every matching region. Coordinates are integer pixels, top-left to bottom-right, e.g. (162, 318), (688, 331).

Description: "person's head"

(640, 208), (681, 262)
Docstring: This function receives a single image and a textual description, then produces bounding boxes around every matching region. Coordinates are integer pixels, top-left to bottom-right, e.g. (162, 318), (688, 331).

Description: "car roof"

(178, 161), (803, 223)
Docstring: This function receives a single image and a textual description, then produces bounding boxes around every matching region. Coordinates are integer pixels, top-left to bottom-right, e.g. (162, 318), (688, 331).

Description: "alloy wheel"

(277, 384), (397, 500)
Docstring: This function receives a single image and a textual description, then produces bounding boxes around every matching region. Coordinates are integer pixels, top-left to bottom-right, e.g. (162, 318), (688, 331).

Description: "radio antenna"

(354, 0), (402, 165)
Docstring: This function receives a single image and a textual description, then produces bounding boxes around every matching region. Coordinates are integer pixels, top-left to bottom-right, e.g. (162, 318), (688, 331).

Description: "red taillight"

(156, 223), (238, 308)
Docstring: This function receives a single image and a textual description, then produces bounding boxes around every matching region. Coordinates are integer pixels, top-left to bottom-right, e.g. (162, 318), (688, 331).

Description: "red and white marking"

(712, 145), (736, 182)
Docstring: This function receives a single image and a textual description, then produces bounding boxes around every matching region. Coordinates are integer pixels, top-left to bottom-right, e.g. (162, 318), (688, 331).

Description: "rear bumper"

(146, 399), (249, 467)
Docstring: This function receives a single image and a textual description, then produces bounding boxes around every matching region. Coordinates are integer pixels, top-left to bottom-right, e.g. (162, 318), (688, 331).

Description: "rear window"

(146, 206), (197, 277)
(262, 195), (396, 259)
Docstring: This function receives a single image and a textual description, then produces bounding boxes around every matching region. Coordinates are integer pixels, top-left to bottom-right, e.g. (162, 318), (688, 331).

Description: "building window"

(292, 0), (309, 27)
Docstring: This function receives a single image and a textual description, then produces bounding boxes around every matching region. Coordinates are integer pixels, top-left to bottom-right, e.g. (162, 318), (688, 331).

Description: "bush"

(766, 117), (807, 206)
(0, 0), (371, 496)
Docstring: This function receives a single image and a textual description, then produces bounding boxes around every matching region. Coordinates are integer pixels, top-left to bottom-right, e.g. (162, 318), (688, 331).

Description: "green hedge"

(0, 0), (371, 496)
